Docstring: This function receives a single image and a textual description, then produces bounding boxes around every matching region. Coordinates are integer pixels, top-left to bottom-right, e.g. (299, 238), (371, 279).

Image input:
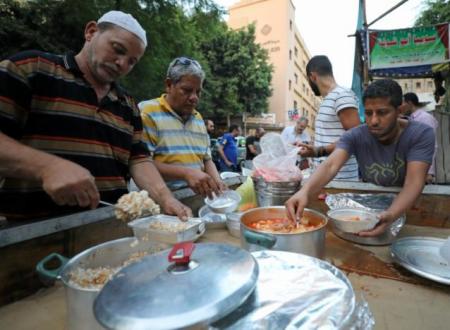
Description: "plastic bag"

(235, 176), (258, 211)
(252, 132), (302, 182)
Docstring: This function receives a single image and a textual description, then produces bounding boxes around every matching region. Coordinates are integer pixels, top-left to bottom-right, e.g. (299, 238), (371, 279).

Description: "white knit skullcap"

(98, 10), (147, 47)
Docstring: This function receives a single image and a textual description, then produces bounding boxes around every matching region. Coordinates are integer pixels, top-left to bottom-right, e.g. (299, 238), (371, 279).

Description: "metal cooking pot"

(252, 177), (301, 207)
(94, 242), (259, 329)
(240, 206), (327, 259)
(36, 237), (169, 330)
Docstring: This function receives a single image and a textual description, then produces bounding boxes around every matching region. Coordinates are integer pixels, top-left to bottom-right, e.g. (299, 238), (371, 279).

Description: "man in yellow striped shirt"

(139, 57), (225, 197)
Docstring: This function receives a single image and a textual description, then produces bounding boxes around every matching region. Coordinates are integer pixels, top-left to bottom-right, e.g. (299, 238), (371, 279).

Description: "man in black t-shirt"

(286, 79), (434, 237)
(245, 127), (265, 161)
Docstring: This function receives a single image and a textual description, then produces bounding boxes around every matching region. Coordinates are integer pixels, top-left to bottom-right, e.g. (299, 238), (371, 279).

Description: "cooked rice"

(148, 220), (190, 233)
(115, 191), (160, 222)
(69, 266), (119, 289)
(68, 246), (163, 290)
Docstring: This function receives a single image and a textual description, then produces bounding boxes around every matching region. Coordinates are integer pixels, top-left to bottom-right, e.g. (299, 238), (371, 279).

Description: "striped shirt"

(139, 95), (211, 189)
(314, 85), (359, 180)
(0, 50), (150, 220)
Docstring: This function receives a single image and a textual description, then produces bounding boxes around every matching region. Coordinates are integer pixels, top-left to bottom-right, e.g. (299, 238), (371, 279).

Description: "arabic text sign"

(369, 24), (449, 69)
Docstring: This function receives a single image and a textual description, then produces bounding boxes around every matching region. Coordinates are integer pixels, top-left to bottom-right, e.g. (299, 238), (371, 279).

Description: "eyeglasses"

(173, 57), (201, 69)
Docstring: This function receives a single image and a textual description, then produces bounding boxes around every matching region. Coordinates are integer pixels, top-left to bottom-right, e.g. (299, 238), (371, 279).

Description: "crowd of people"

(0, 11), (439, 238)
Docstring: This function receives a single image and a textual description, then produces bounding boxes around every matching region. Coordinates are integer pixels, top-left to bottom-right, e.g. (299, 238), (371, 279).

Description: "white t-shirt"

(281, 126), (311, 145)
(314, 85), (359, 180)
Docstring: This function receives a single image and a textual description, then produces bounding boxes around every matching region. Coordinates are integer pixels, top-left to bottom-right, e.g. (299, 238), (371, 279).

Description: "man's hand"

(296, 143), (315, 158)
(160, 196), (192, 221)
(40, 158), (100, 209)
(358, 210), (396, 237)
(185, 168), (220, 198)
(426, 174), (435, 184)
(285, 190), (309, 224)
(215, 179), (228, 192)
(224, 160), (233, 168)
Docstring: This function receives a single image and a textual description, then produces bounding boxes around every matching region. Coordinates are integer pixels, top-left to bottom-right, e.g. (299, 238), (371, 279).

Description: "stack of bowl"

(204, 190), (242, 237)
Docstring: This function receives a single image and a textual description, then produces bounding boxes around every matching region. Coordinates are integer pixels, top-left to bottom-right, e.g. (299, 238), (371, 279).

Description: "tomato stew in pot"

(248, 218), (321, 234)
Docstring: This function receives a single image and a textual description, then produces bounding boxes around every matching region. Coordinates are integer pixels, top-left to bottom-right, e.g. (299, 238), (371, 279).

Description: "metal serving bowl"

(204, 190), (241, 214)
(198, 205), (227, 229)
(329, 210), (405, 246)
(327, 208), (379, 234)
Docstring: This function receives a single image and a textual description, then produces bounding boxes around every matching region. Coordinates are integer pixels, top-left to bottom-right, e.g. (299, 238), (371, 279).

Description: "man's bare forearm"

(317, 142), (336, 157)
(386, 162), (428, 219)
(151, 161), (193, 181)
(0, 132), (59, 181)
(130, 161), (174, 202)
(204, 159), (221, 182)
(217, 147), (229, 163)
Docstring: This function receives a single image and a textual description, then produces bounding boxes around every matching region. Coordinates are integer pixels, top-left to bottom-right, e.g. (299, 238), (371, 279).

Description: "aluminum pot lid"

(94, 242), (259, 329)
(391, 236), (450, 285)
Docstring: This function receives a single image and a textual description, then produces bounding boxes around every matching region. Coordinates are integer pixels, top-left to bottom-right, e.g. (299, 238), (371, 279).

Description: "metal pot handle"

(244, 230), (277, 249)
(36, 253), (69, 284)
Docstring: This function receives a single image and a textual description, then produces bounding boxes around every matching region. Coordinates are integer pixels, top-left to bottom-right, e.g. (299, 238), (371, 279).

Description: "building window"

(428, 81), (433, 89)
(294, 73), (298, 84)
(289, 50), (292, 60)
(294, 100), (298, 109)
(416, 82), (421, 89)
(404, 83), (408, 90)
(290, 20), (292, 31)
(302, 83), (306, 92)
(303, 60), (306, 68)
(302, 108), (306, 115)
(289, 80), (291, 90)
(294, 47), (298, 57)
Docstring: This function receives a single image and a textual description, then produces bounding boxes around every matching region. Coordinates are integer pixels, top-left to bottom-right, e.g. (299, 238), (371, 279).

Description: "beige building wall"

(228, 0), (320, 137)
(387, 78), (437, 110)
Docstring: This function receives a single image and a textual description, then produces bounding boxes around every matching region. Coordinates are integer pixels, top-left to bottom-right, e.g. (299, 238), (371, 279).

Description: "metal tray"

(198, 205), (227, 229)
(128, 215), (205, 244)
(391, 237), (450, 285)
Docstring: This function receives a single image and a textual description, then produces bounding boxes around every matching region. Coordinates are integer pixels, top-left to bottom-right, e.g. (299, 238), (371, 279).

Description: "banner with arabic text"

(368, 23), (449, 70)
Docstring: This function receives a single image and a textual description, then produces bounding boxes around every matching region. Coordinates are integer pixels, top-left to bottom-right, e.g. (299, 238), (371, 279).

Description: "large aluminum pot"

(36, 237), (169, 330)
(240, 206), (327, 259)
(252, 177), (301, 207)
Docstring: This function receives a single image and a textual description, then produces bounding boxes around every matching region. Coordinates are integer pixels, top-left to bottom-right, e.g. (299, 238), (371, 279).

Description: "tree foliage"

(414, 0), (450, 111)
(199, 24), (273, 118)
(0, 0), (272, 119)
(414, 0), (450, 26)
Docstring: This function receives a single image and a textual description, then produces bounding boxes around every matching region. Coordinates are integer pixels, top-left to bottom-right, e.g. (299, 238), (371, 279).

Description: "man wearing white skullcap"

(98, 10), (147, 47)
(0, 11), (193, 222)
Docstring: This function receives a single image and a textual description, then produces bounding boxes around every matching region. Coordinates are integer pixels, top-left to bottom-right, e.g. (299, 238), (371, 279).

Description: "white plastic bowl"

(220, 171), (241, 180)
(327, 208), (379, 234)
(226, 212), (242, 238)
(204, 190), (241, 214)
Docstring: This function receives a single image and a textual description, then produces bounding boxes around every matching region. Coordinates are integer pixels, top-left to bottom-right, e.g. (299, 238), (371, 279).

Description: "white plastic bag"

(252, 133), (302, 182)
